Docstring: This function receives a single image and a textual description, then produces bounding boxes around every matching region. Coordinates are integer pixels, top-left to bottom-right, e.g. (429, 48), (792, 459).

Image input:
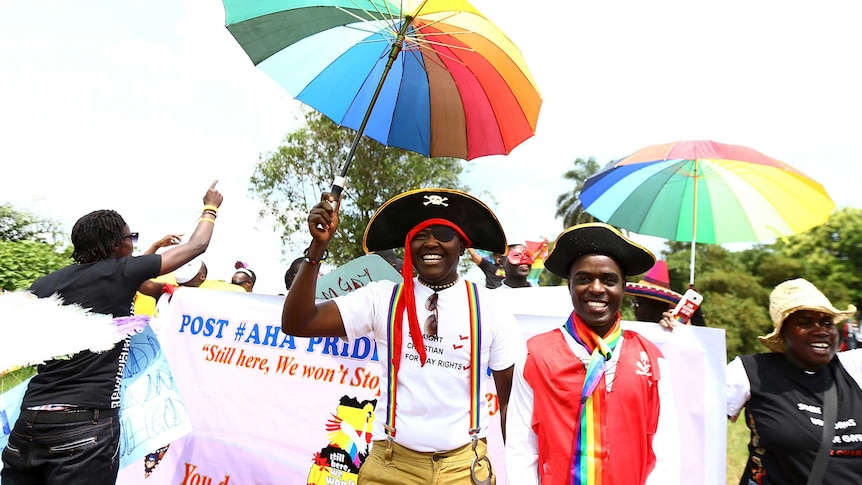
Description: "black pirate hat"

(544, 223), (655, 278)
(363, 188), (506, 254)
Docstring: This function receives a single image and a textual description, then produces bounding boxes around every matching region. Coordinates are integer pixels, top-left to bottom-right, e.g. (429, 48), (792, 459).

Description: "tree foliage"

(0, 204), (63, 243)
(0, 240), (72, 291)
(555, 157), (606, 228)
(652, 208), (862, 360)
(250, 110), (466, 266)
(0, 205), (70, 291)
(771, 207), (862, 307)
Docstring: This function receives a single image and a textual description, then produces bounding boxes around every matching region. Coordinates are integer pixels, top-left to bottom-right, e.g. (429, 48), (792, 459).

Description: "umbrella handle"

(329, 176), (347, 201)
(315, 177), (344, 233)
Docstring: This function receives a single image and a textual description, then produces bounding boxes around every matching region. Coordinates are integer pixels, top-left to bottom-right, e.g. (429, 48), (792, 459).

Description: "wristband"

(203, 205), (219, 213)
(199, 217), (216, 224)
(303, 247), (329, 265)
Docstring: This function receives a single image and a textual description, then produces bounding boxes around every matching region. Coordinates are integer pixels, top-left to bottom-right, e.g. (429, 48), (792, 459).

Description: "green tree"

(656, 207), (862, 360)
(0, 205), (70, 291)
(250, 110), (466, 266)
(772, 207), (862, 307)
(0, 204), (63, 243)
(0, 240), (72, 291)
(555, 157), (605, 228)
(661, 243), (773, 359)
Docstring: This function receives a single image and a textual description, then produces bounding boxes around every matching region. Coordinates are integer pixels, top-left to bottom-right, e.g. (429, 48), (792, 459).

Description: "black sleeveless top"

(740, 353), (862, 484)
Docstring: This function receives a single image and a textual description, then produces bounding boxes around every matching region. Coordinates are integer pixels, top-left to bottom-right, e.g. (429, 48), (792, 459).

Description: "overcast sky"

(2, 0), (859, 294)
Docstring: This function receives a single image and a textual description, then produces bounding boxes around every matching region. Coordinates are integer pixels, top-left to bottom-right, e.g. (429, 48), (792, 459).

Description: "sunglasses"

(425, 292), (439, 337)
(124, 232), (139, 244)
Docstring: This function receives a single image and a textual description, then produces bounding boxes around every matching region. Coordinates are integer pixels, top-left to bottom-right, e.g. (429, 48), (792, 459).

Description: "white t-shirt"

(334, 278), (525, 452)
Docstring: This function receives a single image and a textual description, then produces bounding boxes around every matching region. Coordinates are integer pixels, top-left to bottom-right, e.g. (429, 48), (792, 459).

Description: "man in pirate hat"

(282, 188), (525, 485)
(506, 223), (680, 484)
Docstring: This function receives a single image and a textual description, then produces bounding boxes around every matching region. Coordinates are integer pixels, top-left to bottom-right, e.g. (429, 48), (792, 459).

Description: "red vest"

(523, 329), (662, 485)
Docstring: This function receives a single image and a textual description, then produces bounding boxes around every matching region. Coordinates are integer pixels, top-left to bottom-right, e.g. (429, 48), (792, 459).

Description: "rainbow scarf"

(563, 312), (622, 485)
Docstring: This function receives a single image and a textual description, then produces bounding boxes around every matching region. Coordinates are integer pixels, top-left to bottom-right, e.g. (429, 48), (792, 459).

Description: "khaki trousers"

(358, 439), (495, 485)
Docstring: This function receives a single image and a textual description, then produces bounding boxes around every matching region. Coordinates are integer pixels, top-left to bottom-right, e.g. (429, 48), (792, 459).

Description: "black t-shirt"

(740, 353), (862, 484)
(478, 259), (504, 289)
(23, 255), (161, 410)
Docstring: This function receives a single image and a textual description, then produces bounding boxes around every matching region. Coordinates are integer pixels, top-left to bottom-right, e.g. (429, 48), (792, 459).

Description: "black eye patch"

(429, 226), (457, 242)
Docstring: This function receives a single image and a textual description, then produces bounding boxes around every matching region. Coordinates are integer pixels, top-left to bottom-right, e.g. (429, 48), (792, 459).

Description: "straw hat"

(624, 260), (683, 306)
(544, 223), (655, 278)
(759, 278), (857, 352)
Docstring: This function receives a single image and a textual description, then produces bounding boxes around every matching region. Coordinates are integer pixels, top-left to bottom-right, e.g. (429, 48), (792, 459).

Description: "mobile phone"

(672, 288), (704, 324)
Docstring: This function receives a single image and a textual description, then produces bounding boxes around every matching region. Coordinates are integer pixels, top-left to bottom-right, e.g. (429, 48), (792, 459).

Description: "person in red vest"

(506, 222), (680, 484)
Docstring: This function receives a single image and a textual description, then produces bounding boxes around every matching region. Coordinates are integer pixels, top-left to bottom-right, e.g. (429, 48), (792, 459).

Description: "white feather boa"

(0, 290), (150, 375)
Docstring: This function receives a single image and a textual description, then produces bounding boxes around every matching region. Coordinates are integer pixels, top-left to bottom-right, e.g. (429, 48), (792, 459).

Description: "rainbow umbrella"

(223, 0), (541, 197)
(579, 140), (835, 284)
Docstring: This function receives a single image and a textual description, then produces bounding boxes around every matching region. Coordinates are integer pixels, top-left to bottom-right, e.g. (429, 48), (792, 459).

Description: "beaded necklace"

(417, 276), (459, 291)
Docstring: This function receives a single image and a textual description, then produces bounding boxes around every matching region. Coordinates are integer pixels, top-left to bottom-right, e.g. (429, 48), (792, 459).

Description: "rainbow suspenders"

(383, 281), (492, 484)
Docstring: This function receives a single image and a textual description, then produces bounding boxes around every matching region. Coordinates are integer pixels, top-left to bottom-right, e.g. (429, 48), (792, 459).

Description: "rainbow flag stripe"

(466, 282), (482, 431)
(384, 284), (405, 437)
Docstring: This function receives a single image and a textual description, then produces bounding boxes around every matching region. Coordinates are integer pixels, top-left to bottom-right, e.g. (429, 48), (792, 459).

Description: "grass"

(0, 366), (36, 393)
(726, 417), (749, 484)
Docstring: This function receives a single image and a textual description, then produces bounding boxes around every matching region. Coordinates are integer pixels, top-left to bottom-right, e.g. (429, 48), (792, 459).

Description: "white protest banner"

(115, 282), (726, 485)
(117, 253), (404, 484)
(1, 257), (727, 484)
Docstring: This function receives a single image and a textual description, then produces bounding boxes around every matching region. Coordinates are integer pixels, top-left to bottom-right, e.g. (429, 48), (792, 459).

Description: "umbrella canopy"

(223, 0), (541, 194)
(579, 140), (835, 284)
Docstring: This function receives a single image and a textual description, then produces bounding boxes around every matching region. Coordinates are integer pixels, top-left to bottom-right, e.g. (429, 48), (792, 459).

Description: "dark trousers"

(1, 410), (120, 485)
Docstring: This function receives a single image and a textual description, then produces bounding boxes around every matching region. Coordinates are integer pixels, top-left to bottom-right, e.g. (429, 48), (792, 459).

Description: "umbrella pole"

(689, 160), (699, 286)
(689, 240), (696, 286)
(329, 18), (413, 200)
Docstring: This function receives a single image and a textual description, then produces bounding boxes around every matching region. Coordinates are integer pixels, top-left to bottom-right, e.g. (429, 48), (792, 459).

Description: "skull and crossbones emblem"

(423, 195), (449, 207)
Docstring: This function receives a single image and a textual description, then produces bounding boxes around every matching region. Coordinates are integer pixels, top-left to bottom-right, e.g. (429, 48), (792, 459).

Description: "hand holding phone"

(672, 288), (703, 324)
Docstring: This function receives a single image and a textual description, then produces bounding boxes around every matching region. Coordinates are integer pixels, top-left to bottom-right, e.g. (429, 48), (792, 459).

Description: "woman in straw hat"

(725, 278), (861, 484)
(282, 189), (525, 485)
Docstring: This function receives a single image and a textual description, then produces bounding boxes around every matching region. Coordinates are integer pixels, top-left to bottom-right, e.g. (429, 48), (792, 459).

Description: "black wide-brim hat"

(363, 188), (506, 254)
(544, 222), (655, 279)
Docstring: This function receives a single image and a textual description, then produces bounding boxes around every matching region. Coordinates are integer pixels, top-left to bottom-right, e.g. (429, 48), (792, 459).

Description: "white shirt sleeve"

(332, 281), (387, 342)
(646, 356), (681, 485)
(504, 356), (540, 485)
(726, 356), (751, 422)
